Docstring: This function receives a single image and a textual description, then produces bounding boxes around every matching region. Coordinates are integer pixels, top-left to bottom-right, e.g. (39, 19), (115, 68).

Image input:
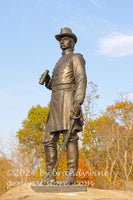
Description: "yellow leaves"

(105, 100), (133, 129)
(0, 158), (13, 196)
(106, 100), (133, 117)
(82, 97), (133, 189)
(16, 104), (49, 156)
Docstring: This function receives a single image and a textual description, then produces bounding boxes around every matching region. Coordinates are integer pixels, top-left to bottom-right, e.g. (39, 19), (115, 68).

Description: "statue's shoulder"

(72, 53), (84, 59)
(73, 53), (83, 57)
(72, 53), (85, 63)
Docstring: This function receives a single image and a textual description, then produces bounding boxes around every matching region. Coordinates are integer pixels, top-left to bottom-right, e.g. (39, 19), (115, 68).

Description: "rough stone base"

(1, 185), (133, 200)
(126, 181), (133, 191)
(31, 185), (87, 193)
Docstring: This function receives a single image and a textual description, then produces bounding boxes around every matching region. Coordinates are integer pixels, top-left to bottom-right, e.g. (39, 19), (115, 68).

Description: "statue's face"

(60, 36), (72, 50)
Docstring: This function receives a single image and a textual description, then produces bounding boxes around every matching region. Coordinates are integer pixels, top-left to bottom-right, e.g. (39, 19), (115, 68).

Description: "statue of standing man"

(40, 27), (87, 185)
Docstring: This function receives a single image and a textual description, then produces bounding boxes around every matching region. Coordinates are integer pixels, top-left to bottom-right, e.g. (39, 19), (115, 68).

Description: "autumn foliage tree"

(104, 100), (133, 188)
(16, 104), (49, 157)
(0, 157), (13, 196)
(81, 95), (133, 189)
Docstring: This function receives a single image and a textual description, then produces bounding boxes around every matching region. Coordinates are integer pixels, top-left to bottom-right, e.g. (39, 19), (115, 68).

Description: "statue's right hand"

(45, 74), (50, 83)
(45, 74), (51, 87)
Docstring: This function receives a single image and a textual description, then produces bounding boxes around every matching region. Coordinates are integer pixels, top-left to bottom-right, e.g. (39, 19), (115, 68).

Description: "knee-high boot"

(66, 140), (79, 183)
(60, 139), (79, 185)
(41, 145), (57, 185)
(42, 127), (59, 185)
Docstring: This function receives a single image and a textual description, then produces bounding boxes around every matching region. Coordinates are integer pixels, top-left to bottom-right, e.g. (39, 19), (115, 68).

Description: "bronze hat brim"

(55, 33), (77, 43)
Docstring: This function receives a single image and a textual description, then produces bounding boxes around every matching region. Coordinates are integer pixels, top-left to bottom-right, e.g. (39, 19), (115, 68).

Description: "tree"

(0, 157), (13, 196)
(16, 104), (49, 157)
(104, 100), (133, 188)
(81, 98), (133, 189)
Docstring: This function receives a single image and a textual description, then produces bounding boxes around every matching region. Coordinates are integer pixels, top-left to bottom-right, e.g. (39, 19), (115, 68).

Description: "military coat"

(47, 49), (87, 133)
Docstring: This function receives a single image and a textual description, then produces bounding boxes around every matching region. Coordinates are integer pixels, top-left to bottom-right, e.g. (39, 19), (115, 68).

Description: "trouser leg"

(61, 131), (79, 184)
(65, 131), (79, 173)
(44, 142), (58, 172)
(42, 123), (59, 184)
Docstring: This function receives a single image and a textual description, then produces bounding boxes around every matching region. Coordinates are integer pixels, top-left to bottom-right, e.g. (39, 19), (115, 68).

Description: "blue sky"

(0, 0), (133, 143)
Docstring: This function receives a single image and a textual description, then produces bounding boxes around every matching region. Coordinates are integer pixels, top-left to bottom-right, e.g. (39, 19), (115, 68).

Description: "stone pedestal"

(31, 185), (87, 193)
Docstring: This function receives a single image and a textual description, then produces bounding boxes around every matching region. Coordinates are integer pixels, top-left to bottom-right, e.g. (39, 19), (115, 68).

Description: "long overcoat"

(46, 50), (87, 133)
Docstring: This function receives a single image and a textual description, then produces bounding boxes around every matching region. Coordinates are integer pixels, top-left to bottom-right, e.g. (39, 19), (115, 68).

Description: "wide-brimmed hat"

(55, 27), (77, 43)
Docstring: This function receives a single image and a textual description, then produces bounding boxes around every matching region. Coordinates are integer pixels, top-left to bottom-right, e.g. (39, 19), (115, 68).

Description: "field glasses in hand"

(39, 69), (49, 85)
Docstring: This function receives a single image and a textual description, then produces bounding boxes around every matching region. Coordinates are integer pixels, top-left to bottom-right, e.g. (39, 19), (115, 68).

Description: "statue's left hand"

(71, 104), (81, 115)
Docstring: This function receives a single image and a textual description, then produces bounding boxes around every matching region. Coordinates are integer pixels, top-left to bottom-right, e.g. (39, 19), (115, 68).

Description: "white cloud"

(123, 93), (133, 100)
(98, 32), (133, 57)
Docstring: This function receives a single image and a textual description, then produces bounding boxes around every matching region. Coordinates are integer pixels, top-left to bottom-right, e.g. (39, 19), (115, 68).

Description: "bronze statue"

(40, 27), (87, 185)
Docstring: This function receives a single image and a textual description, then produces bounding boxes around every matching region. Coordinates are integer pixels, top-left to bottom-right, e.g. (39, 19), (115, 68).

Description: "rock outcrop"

(0, 184), (133, 200)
